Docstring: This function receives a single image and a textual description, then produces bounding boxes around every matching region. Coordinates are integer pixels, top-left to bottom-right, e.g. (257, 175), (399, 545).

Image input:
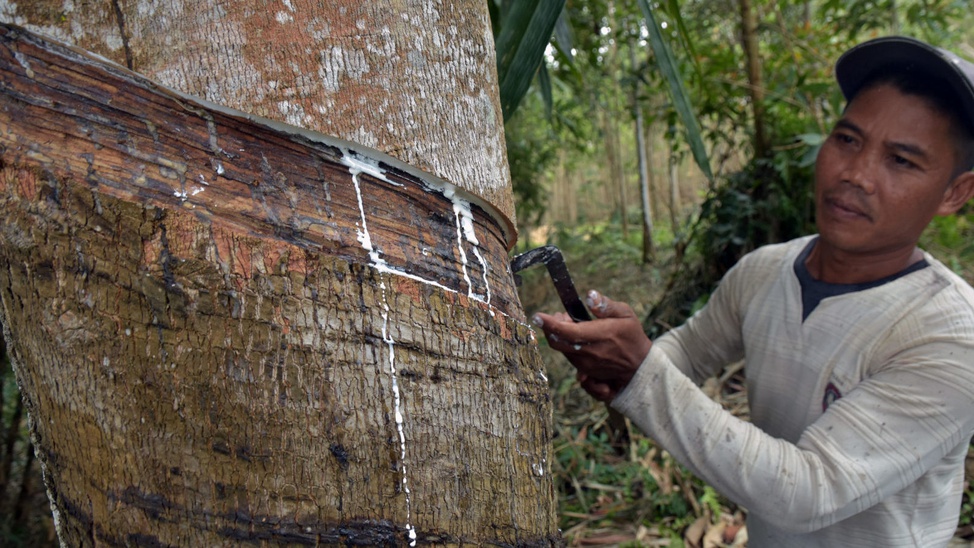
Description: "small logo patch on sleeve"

(823, 382), (842, 411)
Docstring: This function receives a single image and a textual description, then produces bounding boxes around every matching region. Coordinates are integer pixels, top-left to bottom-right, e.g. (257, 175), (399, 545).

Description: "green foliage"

(505, 103), (560, 227)
(492, 0), (568, 119)
(819, 0), (969, 42)
(551, 414), (726, 536)
(636, 0), (713, 182)
(960, 443), (973, 528)
(920, 205), (974, 280)
(641, 136), (820, 332)
(697, 139), (816, 271)
(641, 0), (974, 332)
(964, 464), (974, 521)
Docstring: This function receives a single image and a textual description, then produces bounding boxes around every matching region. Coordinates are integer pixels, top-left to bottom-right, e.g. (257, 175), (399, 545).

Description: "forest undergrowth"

(515, 219), (974, 548)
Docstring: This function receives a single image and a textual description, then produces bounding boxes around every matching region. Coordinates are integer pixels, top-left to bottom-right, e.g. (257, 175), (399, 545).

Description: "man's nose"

(841, 150), (878, 193)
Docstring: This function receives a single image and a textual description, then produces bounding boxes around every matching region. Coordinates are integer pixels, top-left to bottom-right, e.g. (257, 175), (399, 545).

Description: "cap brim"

(836, 36), (974, 134)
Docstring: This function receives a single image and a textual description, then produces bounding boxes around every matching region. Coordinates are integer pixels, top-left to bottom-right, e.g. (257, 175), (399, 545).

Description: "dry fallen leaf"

(702, 521), (727, 548)
(578, 533), (635, 545)
(730, 524), (749, 547)
(684, 516), (708, 548)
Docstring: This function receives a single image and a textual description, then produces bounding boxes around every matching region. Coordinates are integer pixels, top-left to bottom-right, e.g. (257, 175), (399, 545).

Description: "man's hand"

(532, 290), (652, 402)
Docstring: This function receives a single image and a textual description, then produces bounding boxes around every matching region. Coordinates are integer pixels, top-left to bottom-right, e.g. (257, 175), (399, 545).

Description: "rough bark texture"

(0, 8), (558, 548)
(0, 0), (516, 228)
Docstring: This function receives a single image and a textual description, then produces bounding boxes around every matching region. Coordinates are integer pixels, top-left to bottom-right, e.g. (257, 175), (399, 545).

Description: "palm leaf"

(495, 0), (567, 120)
(636, 0), (713, 182)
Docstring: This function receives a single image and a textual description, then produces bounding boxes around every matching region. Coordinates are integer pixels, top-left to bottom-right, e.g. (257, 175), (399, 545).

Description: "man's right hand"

(532, 290), (652, 402)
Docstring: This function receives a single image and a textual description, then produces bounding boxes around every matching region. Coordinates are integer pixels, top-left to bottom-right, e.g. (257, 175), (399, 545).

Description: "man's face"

(814, 84), (961, 259)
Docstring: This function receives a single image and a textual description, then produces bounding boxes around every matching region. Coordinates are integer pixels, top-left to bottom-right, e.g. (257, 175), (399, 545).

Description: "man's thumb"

(585, 290), (630, 319)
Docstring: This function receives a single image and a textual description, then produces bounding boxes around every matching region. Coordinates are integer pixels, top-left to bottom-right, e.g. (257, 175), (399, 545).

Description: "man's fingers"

(533, 311), (583, 340)
(532, 312), (577, 353)
(578, 374), (615, 402)
(585, 290), (635, 320)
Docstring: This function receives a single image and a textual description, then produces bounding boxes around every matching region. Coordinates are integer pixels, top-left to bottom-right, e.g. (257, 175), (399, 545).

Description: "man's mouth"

(824, 195), (871, 221)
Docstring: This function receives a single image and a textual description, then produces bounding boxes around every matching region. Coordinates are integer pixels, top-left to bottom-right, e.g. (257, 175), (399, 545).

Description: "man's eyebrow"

(888, 140), (929, 161)
(833, 119), (862, 135)
(834, 118), (930, 161)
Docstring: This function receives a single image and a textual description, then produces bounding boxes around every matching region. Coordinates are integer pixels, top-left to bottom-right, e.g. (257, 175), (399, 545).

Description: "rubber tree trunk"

(7, 0), (516, 222)
(0, 2), (558, 546)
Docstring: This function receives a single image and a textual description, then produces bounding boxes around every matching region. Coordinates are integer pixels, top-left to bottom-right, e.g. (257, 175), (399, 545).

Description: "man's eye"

(892, 154), (917, 169)
(833, 133), (855, 144)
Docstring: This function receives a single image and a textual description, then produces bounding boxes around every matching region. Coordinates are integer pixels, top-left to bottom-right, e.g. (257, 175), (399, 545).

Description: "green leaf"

(537, 61), (553, 121)
(635, 0), (713, 182)
(552, 9), (574, 64)
(495, 0), (567, 120)
(664, 0), (702, 78)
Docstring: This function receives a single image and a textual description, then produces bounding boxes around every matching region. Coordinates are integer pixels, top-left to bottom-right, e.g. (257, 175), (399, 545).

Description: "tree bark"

(631, 44), (655, 263)
(0, 3), (558, 545)
(669, 154), (680, 232)
(646, 122), (662, 230)
(739, 0), (769, 158)
(602, 109), (627, 237)
(5, 0), (515, 227)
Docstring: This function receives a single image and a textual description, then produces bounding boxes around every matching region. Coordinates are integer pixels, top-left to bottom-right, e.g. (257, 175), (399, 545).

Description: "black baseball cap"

(835, 36), (974, 135)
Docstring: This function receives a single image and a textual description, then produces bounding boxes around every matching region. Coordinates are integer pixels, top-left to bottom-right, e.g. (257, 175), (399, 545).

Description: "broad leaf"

(495, 0), (567, 120)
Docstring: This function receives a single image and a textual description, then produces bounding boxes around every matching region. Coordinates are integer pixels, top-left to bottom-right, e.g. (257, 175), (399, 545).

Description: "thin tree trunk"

(669, 155), (680, 232)
(637, 117), (655, 263)
(614, 120), (629, 238)
(0, 3), (557, 545)
(630, 45), (655, 263)
(739, 0), (769, 158)
(554, 149), (578, 226)
(600, 9), (627, 238)
(647, 121), (662, 227)
(602, 110), (628, 237)
(609, 122), (629, 241)
(553, 151), (566, 225)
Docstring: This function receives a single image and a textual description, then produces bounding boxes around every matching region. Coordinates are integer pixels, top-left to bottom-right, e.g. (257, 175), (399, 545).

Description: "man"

(534, 37), (974, 547)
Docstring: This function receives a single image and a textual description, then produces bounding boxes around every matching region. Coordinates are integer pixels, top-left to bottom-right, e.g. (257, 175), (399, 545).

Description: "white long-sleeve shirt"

(613, 235), (974, 547)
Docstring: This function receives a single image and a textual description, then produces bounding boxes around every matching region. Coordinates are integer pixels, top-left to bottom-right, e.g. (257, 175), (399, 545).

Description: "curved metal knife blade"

(510, 245), (591, 322)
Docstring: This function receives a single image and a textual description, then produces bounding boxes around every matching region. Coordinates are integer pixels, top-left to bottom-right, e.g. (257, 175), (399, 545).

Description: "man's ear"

(938, 171), (974, 215)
